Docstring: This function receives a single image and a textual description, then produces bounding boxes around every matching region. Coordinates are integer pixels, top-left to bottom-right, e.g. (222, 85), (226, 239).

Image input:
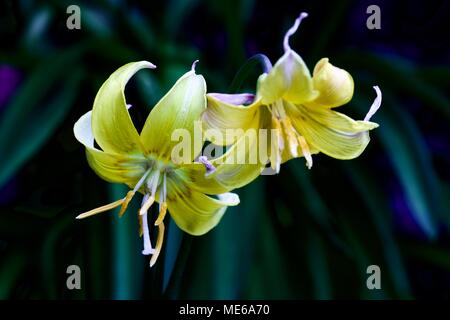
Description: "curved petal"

(173, 164), (230, 195)
(92, 61), (155, 154)
(202, 94), (261, 146)
(176, 107), (267, 193)
(166, 179), (239, 235)
(206, 117), (268, 189)
(140, 66), (206, 162)
(287, 103), (379, 160)
(74, 110), (147, 185)
(309, 58), (354, 108)
(257, 50), (318, 105)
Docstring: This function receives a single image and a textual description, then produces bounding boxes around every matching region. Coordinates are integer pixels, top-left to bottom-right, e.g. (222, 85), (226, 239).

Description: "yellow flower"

(202, 13), (382, 173)
(74, 61), (258, 267)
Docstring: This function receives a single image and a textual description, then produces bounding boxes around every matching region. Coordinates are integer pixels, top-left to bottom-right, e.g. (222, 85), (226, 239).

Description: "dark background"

(0, 0), (449, 299)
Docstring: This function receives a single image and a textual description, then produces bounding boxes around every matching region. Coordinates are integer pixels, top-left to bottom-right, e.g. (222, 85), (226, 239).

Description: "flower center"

(269, 99), (313, 170)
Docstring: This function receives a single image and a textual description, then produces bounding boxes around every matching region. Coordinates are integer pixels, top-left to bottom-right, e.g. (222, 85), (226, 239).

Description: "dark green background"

(0, 0), (449, 299)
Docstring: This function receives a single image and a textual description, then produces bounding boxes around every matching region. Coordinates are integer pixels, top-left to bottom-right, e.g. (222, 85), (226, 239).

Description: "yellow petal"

(257, 50), (318, 105)
(287, 102), (379, 160)
(140, 65), (206, 163)
(310, 58), (354, 108)
(92, 61), (155, 154)
(202, 94), (261, 146)
(207, 117), (268, 189)
(167, 180), (239, 235)
(74, 110), (147, 185)
(175, 132), (265, 195)
(175, 164), (230, 195)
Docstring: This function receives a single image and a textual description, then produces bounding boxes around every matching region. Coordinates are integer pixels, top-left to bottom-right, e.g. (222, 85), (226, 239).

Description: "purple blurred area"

(0, 65), (21, 205)
(0, 65), (20, 111)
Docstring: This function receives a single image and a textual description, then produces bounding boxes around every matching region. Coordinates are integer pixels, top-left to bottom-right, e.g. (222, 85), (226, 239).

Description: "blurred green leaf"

(418, 66), (450, 88)
(0, 249), (27, 299)
(0, 47), (85, 187)
(342, 162), (412, 298)
(110, 183), (145, 300)
(40, 214), (74, 299)
(211, 179), (265, 299)
(164, 0), (200, 36)
(339, 219), (387, 299)
(403, 243), (450, 271)
(126, 9), (156, 53)
(306, 229), (332, 299)
(22, 5), (54, 51)
(287, 161), (351, 256)
(83, 7), (112, 37)
(353, 90), (442, 238)
(340, 51), (450, 121)
(162, 218), (184, 294)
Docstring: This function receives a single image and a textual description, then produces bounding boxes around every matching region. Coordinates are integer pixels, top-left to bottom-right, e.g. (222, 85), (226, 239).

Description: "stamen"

(148, 170), (160, 196)
(155, 202), (167, 226)
(118, 190), (134, 217)
(133, 169), (152, 193)
(141, 194), (155, 255)
(271, 117), (283, 173)
(198, 156), (216, 176)
(139, 170), (160, 215)
(271, 116), (284, 151)
(274, 99), (287, 118)
(150, 221), (165, 267)
(119, 168), (152, 217)
(138, 211), (144, 237)
(298, 136), (313, 169)
(76, 199), (124, 219)
(283, 12), (308, 52)
(155, 174), (168, 226)
(76, 168), (152, 220)
(139, 195), (155, 215)
(364, 86), (382, 121)
(281, 118), (299, 158)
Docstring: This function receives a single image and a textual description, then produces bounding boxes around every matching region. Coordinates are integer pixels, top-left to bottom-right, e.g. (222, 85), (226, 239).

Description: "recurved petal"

(287, 102), (379, 160)
(202, 94), (261, 146)
(74, 110), (147, 185)
(167, 180), (239, 235)
(140, 65), (206, 163)
(92, 61), (155, 154)
(257, 50), (318, 105)
(310, 58), (354, 108)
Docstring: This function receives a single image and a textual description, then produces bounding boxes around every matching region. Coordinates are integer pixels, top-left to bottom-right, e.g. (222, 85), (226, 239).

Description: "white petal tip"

(364, 86), (382, 121)
(218, 192), (240, 206)
(143, 61), (157, 69)
(191, 60), (199, 72)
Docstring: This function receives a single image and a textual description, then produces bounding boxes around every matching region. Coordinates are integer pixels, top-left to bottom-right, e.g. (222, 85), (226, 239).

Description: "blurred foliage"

(0, 0), (449, 299)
